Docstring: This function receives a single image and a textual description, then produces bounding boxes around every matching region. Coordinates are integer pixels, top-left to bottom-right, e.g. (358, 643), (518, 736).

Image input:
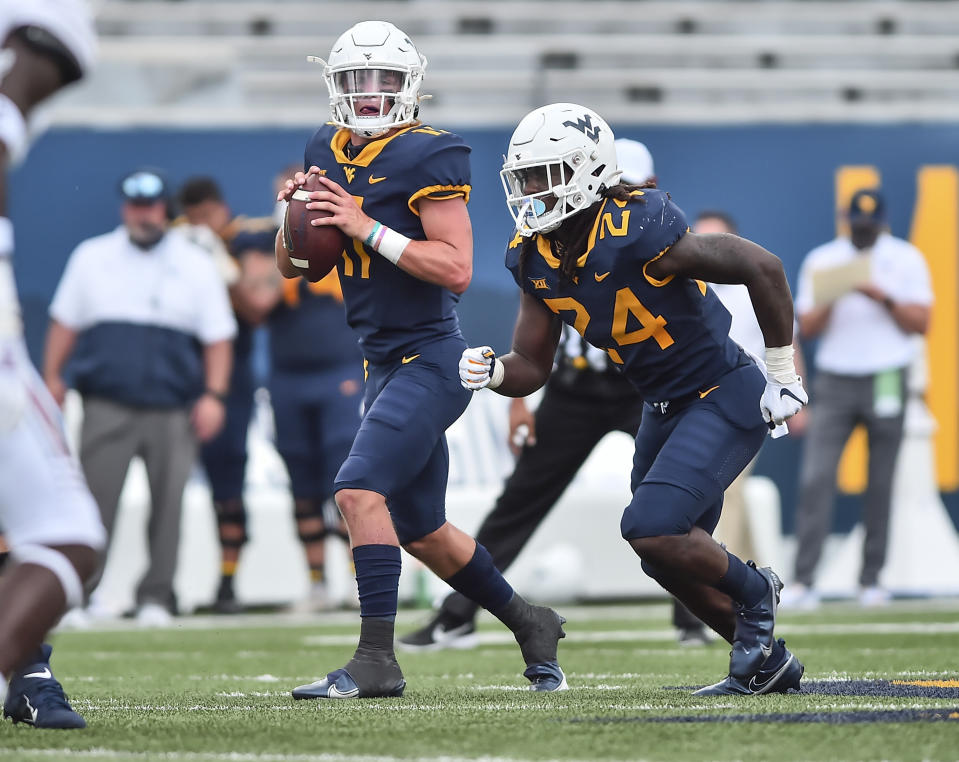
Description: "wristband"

(764, 344), (799, 385)
(372, 225), (411, 265)
(205, 388), (228, 403)
(487, 354), (505, 390)
(364, 221), (382, 248)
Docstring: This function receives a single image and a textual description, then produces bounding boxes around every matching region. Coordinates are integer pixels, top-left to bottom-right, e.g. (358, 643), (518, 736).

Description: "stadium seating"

(51, 1), (959, 126)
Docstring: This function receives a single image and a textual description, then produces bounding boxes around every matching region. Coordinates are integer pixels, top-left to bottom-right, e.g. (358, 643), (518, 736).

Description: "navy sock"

(445, 543), (514, 613)
(353, 544), (401, 622)
(716, 552), (768, 606)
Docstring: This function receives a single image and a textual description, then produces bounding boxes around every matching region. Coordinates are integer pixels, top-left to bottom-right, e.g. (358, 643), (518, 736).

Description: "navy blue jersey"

(506, 189), (743, 401)
(269, 270), (363, 372)
(304, 123), (471, 363)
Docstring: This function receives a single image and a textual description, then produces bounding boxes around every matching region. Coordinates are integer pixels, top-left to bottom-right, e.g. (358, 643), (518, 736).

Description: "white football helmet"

(311, 21), (427, 138)
(501, 103), (620, 236)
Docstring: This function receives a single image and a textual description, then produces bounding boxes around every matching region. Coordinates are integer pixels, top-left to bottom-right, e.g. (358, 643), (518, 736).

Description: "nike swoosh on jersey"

(699, 385), (720, 399)
(24, 667), (52, 679)
(401, 354), (420, 364)
(594, 271), (611, 282)
(368, 176), (387, 184)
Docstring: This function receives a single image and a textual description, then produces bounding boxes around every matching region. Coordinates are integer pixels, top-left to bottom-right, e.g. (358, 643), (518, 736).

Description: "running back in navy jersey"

(505, 189), (743, 402)
(304, 123), (471, 363)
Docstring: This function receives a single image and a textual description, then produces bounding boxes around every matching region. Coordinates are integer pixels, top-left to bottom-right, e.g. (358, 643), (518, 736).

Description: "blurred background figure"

(784, 189), (933, 610)
(694, 210), (807, 563)
(43, 169), (236, 627)
(176, 176), (274, 613)
(233, 215), (361, 612)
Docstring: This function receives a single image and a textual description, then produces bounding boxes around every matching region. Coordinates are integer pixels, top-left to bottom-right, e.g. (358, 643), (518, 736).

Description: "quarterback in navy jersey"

(461, 103), (809, 696)
(274, 21), (568, 700)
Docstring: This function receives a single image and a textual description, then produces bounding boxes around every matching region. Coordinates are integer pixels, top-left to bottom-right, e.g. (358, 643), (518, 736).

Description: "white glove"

(459, 345), (502, 391)
(760, 377), (808, 427)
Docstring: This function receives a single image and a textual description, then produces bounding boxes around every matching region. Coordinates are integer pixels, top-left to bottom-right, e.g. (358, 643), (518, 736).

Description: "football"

(283, 172), (348, 281)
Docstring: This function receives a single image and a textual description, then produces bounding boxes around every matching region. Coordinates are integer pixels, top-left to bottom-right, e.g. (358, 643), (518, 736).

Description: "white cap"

(614, 138), (655, 184)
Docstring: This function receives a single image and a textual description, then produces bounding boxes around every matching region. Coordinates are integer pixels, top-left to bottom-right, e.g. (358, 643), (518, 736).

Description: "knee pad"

(11, 544), (85, 610)
(294, 498), (328, 544)
(214, 499), (248, 549)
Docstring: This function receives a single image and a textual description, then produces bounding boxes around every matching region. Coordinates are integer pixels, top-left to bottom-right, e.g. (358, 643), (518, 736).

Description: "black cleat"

(515, 606), (568, 692)
(292, 654), (405, 700)
(695, 639), (804, 696)
(524, 661), (568, 692)
(729, 563), (783, 680)
(396, 612), (477, 652)
(4, 645), (86, 729)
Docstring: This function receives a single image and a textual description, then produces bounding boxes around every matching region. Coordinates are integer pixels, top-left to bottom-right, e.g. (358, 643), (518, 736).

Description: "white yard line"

(5, 750), (641, 762)
(302, 619), (959, 647)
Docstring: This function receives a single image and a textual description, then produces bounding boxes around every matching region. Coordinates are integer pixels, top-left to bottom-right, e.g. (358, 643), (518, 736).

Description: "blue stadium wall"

(11, 124), (959, 532)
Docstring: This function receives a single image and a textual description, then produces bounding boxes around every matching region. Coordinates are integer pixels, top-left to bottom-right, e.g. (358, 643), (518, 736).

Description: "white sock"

(1, 673), (7, 705)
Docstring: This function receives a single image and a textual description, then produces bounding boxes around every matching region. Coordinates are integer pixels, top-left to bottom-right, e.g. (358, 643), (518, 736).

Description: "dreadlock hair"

(517, 181), (657, 285)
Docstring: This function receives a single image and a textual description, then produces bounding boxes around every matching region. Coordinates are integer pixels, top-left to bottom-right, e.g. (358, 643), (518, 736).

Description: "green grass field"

(2, 598), (958, 762)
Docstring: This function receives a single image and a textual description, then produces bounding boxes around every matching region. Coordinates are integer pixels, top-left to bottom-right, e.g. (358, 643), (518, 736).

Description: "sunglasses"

(122, 172), (165, 201)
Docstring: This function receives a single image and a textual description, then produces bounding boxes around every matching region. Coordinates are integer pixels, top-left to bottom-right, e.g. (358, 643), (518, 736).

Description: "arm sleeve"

(195, 256), (238, 344)
(632, 191), (689, 266)
(48, 244), (89, 329)
(407, 137), (472, 213)
(793, 255), (816, 314)
(898, 245), (934, 306)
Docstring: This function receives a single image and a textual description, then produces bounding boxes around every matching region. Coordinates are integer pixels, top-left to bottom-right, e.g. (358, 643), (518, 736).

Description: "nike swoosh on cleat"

(401, 354), (420, 364)
(594, 271), (610, 281)
(747, 673), (774, 692)
(368, 176), (387, 184)
(24, 696), (38, 725)
(699, 385), (720, 399)
(327, 683), (359, 699)
(24, 668), (52, 679)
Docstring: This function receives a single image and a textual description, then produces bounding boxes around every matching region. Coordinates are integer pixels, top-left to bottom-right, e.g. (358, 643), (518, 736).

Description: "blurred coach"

(42, 169), (237, 625)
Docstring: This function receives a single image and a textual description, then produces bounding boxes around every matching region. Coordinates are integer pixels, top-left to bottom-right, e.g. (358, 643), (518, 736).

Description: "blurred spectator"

(694, 210), (807, 566)
(176, 176), (274, 613)
(263, 166), (363, 611)
(43, 169), (236, 626)
(785, 189), (932, 609)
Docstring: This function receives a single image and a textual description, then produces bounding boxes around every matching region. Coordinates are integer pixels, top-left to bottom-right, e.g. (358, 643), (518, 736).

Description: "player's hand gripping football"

(459, 346), (499, 390)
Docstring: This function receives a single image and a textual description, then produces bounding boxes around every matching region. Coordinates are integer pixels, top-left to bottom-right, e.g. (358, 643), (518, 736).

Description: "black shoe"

(396, 612), (478, 652)
(694, 639), (804, 696)
(214, 577), (243, 615)
(729, 563), (782, 680)
(515, 606), (568, 692)
(4, 645), (86, 728)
